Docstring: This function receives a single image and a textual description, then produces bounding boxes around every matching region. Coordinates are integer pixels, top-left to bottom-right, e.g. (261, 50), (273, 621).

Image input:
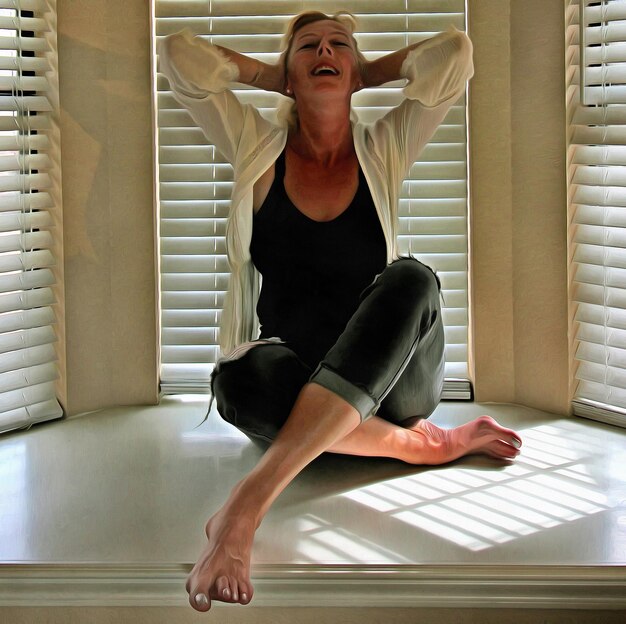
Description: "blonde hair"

(281, 10), (366, 67)
(279, 11), (366, 127)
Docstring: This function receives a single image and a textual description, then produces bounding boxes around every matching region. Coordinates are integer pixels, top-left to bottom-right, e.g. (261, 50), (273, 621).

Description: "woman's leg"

(307, 257), (446, 423)
(190, 258), (521, 611)
(211, 341), (520, 465)
(211, 343), (312, 444)
(327, 413), (521, 463)
(188, 381), (362, 611)
(321, 258), (521, 463)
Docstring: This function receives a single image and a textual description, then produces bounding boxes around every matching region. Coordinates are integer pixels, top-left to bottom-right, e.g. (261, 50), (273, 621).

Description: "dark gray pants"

(211, 257), (445, 445)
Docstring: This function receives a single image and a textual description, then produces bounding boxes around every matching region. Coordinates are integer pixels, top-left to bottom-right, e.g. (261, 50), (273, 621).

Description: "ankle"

(406, 425), (447, 464)
(395, 429), (420, 464)
(225, 479), (268, 528)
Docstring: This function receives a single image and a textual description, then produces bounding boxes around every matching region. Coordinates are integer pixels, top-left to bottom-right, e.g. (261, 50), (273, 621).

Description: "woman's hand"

(264, 51), (288, 95)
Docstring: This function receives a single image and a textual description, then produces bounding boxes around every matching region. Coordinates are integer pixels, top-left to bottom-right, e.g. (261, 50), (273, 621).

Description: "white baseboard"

(1, 563), (625, 609)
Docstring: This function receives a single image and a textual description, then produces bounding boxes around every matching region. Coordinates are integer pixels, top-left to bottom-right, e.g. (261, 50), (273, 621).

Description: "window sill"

(1, 398), (624, 610)
(1, 562), (625, 608)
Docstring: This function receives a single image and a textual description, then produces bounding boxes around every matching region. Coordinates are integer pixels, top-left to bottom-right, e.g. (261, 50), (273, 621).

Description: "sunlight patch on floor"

(325, 423), (615, 553)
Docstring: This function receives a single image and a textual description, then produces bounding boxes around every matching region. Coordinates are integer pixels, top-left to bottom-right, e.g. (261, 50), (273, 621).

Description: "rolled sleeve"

(401, 25), (474, 108)
(157, 28), (240, 98)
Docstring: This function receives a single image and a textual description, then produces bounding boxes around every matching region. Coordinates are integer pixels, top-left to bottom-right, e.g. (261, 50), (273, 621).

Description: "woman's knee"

(211, 344), (309, 436)
(379, 257), (441, 304)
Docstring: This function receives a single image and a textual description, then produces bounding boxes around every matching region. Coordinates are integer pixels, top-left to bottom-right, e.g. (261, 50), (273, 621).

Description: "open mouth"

(311, 65), (339, 76)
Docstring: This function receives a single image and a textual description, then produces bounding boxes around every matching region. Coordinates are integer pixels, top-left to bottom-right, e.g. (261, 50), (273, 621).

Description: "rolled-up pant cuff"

(309, 364), (378, 422)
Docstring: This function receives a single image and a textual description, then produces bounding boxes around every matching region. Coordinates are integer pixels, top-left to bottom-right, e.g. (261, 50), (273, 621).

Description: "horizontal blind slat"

(0, 325), (56, 355)
(0, 286), (55, 315)
(0, 397), (62, 435)
(0, 346), (57, 377)
(0, 0), (48, 11)
(0, 307), (56, 334)
(0, 267), (55, 294)
(0, 380), (58, 415)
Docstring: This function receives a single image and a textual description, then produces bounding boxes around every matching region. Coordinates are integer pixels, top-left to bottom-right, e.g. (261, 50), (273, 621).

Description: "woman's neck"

(289, 100), (354, 166)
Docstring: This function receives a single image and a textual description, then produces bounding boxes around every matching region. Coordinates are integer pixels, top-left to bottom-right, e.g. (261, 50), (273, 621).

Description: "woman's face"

(285, 20), (361, 101)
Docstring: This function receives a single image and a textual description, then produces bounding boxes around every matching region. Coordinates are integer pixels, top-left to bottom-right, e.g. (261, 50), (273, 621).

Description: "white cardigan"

(157, 26), (474, 357)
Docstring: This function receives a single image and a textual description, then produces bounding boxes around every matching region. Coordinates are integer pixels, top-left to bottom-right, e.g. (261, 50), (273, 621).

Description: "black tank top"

(250, 149), (387, 368)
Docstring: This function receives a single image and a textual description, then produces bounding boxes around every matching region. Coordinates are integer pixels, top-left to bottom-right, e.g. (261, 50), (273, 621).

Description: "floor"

(0, 396), (624, 569)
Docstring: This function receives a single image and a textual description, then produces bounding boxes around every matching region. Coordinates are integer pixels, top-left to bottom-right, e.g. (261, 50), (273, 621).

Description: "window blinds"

(155, 0), (471, 399)
(567, 0), (626, 426)
(0, 0), (63, 435)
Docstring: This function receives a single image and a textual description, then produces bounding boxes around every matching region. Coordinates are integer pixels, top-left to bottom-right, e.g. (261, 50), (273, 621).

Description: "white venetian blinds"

(0, 0), (63, 434)
(567, 0), (626, 425)
(155, 0), (471, 398)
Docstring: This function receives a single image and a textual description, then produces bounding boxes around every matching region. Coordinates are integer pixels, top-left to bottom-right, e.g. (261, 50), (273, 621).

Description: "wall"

(56, 1), (570, 416)
(57, 0), (159, 415)
(468, 0), (570, 415)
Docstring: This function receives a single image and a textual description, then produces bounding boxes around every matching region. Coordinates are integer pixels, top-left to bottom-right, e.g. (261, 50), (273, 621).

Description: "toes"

(477, 415), (522, 449)
(212, 575), (252, 605)
(486, 440), (520, 459)
(229, 576), (239, 602)
(239, 581), (253, 605)
(496, 426), (522, 449)
(214, 575), (232, 601)
(190, 589), (211, 612)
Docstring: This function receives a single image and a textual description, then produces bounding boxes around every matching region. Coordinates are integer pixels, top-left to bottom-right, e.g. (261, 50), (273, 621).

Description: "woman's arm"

(212, 46), (285, 93)
(366, 26), (474, 184)
(362, 39), (430, 89)
(158, 29), (285, 96)
(362, 25), (473, 107)
(157, 30), (282, 166)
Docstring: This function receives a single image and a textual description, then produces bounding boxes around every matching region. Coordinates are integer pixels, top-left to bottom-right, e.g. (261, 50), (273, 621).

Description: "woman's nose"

(317, 39), (333, 56)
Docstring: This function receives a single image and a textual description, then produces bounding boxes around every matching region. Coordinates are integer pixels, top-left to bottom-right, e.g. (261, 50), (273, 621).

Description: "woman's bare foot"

(409, 415), (522, 465)
(185, 502), (256, 612)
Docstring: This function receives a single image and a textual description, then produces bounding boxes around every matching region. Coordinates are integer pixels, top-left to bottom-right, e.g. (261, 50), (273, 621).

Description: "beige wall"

(58, 0), (159, 415)
(56, 1), (571, 417)
(468, 0), (570, 415)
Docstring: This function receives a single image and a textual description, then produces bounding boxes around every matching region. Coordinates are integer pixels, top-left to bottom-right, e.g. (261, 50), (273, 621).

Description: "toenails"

(193, 592), (210, 610)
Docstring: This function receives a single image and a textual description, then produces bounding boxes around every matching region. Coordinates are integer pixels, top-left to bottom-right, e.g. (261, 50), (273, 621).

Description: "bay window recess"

(567, 0), (626, 426)
(155, 0), (472, 400)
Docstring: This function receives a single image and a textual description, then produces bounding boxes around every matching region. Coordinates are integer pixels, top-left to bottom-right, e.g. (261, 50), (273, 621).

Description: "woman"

(158, 11), (522, 611)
